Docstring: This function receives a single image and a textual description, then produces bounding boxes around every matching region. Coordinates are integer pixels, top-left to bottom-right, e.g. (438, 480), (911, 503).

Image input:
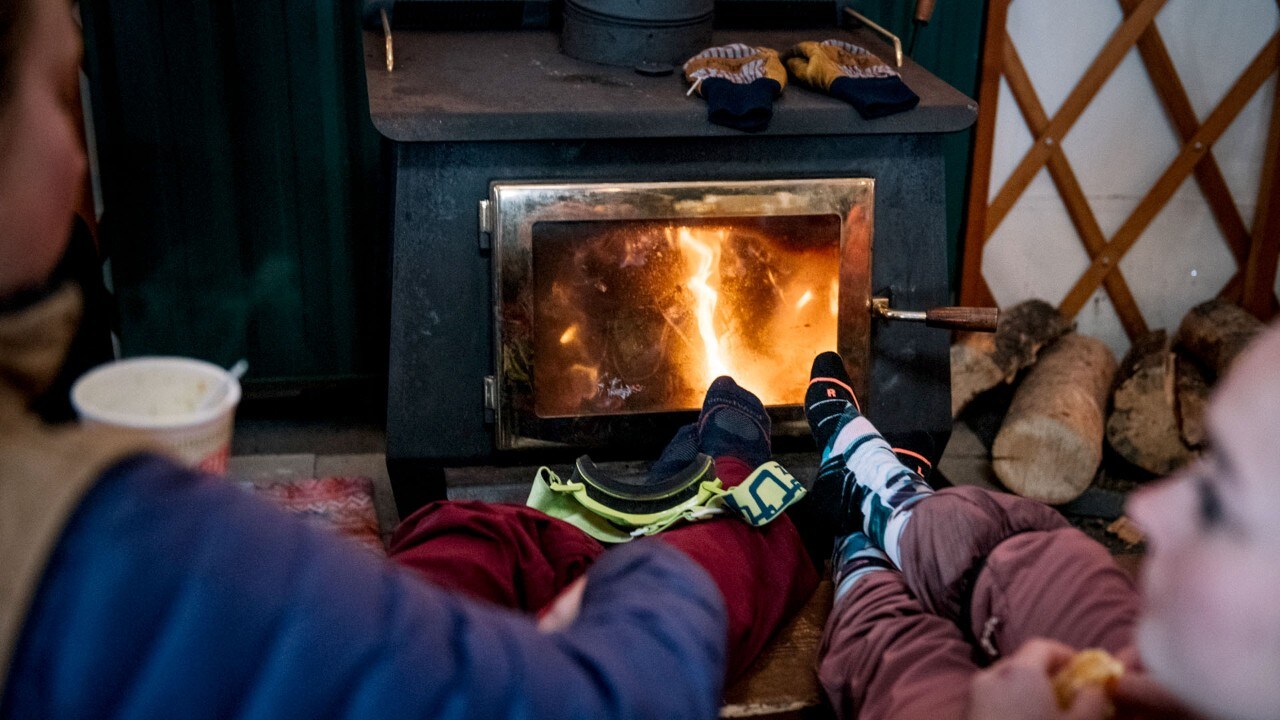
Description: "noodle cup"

(71, 356), (241, 473)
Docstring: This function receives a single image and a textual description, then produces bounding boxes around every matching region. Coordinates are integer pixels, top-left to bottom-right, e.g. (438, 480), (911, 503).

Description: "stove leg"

(386, 459), (447, 520)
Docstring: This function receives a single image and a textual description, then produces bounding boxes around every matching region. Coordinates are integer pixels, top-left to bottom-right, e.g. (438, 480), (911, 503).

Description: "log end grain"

(992, 334), (1116, 504)
(1175, 299), (1264, 379)
(1105, 331), (1196, 475)
(994, 414), (1100, 504)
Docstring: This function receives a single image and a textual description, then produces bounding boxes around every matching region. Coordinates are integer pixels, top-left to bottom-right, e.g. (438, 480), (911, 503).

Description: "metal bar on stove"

(380, 8), (395, 72)
(843, 7), (904, 67)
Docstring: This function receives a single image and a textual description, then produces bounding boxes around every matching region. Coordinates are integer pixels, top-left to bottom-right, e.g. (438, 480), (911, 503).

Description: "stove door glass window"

(531, 214), (840, 417)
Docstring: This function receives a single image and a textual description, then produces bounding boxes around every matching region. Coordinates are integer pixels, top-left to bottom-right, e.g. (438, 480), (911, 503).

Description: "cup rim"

(71, 356), (241, 430)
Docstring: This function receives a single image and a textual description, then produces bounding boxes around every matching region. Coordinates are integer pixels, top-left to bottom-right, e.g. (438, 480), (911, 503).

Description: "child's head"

(0, 0), (85, 299)
(1129, 321), (1280, 720)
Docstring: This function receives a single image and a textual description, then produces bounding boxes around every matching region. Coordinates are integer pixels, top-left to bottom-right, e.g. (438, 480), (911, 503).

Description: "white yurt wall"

(977, 0), (1277, 355)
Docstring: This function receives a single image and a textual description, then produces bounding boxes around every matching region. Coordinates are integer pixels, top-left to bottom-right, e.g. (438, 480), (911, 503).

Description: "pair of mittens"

(682, 43), (788, 133)
(785, 39), (919, 119)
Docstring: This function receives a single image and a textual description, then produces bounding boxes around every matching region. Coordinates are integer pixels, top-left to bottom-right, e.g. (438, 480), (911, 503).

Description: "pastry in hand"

(1052, 648), (1125, 711)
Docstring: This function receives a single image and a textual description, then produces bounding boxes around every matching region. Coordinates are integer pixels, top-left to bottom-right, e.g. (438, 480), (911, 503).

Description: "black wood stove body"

(364, 24), (977, 513)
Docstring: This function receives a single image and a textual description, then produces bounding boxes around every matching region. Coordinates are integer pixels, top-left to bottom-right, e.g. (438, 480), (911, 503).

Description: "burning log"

(1105, 331), (1202, 476)
(1175, 299), (1264, 380)
(992, 334), (1116, 504)
(950, 299), (1072, 417)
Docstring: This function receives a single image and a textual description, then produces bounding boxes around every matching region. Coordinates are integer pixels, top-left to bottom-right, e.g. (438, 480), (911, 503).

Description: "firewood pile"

(951, 299), (1263, 506)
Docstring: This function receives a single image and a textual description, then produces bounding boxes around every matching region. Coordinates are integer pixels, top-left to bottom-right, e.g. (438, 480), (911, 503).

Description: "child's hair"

(0, 0), (31, 110)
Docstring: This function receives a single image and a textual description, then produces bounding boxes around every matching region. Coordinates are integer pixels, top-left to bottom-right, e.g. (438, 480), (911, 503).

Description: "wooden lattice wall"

(961, 0), (1280, 335)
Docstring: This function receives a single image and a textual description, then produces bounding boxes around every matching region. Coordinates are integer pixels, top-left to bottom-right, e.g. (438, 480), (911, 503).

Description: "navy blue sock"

(649, 423), (700, 482)
(697, 376), (770, 468)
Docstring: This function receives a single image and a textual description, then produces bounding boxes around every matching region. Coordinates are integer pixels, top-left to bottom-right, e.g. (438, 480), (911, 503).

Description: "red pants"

(388, 456), (819, 681)
(819, 486), (1141, 719)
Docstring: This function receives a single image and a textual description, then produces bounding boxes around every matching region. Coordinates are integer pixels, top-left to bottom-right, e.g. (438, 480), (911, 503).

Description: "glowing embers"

(532, 215), (840, 417)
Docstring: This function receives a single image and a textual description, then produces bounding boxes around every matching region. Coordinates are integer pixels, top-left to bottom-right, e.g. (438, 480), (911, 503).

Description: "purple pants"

(819, 486), (1141, 719)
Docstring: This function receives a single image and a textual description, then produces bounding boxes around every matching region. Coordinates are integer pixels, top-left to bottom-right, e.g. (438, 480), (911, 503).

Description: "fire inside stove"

(532, 214), (841, 417)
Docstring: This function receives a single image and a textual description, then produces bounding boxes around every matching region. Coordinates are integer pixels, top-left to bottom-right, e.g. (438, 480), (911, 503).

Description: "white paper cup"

(71, 356), (241, 473)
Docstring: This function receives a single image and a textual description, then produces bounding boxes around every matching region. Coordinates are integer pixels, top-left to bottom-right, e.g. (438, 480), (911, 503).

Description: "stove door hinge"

(483, 375), (497, 423)
(477, 199), (493, 251)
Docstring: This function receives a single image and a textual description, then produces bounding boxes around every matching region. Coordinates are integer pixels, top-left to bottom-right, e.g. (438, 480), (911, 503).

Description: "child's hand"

(535, 576), (587, 633)
(967, 638), (1112, 720)
(1113, 673), (1204, 719)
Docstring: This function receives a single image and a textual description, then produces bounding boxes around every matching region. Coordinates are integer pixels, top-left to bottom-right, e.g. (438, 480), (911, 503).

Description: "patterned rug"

(245, 476), (385, 554)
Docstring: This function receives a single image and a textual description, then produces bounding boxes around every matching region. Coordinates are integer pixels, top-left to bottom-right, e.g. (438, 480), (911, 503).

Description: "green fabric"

(721, 461), (807, 526)
(527, 468), (643, 544)
(527, 461), (806, 543)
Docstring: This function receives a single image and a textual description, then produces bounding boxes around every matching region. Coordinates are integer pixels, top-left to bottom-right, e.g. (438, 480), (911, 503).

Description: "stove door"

(490, 179), (873, 451)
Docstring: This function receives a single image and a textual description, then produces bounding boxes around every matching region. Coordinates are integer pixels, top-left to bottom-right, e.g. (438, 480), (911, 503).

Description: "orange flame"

(532, 215), (842, 417)
(676, 227), (728, 387)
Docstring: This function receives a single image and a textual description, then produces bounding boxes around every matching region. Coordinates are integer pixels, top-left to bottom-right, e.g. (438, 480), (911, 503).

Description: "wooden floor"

(722, 581), (834, 719)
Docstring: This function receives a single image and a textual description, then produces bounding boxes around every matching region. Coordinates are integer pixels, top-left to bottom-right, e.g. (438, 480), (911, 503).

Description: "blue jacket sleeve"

(1, 455), (727, 720)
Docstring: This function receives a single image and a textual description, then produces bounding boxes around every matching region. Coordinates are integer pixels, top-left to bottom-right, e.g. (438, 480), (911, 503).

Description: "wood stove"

(364, 22), (980, 513)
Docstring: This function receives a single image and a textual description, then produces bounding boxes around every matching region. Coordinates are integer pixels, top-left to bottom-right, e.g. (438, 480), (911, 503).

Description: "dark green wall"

(850, 0), (986, 289)
(81, 0), (386, 383)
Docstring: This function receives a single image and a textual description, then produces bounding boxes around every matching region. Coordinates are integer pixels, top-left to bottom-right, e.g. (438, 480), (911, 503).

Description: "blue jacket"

(1, 455), (727, 719)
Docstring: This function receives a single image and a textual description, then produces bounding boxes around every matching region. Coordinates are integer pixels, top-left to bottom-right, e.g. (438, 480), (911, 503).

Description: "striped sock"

(805, 351), (861, 451)
(804, 353), (865, 536)
(828, 415), (934, 565)
(832, 531), (894, 601)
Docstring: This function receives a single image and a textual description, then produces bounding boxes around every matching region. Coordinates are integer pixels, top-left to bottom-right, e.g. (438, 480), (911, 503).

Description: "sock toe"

(806, 352), (860, 450)
(698, 376), (770, 466)
(810, 351), (851, 385)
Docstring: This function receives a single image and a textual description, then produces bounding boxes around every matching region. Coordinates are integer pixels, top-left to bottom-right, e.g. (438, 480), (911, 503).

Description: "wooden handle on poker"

(925, 306), (999, 332)
(915, 0), (938, 24)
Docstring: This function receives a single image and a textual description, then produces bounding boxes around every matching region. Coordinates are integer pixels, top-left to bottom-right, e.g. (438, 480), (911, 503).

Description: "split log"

(950, 333), (1000, 417)
(1176, 299), (1264, 380)
(1105, 331), (1198, 475)
(993, 334), (1117, 504)
(1175, 359), (1211, 449)
(951, 299), (1072, 416)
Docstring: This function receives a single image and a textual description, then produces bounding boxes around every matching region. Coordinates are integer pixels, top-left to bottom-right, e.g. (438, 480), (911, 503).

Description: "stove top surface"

(364, 26), (976, 142)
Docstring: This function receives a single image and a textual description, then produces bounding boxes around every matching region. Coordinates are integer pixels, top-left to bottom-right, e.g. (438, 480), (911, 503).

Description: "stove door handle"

(871, 297), (999, 332)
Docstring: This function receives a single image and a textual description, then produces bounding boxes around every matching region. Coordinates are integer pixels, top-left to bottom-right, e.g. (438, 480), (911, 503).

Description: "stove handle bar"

(871, 297), (999, 333)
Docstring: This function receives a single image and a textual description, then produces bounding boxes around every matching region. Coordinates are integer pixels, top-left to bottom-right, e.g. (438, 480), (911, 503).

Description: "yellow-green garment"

(528, 458), (807, 543)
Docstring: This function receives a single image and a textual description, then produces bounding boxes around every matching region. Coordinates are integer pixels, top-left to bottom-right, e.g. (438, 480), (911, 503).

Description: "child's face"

(0, 0), (85, 297)
(1129, 323), (1280, 720)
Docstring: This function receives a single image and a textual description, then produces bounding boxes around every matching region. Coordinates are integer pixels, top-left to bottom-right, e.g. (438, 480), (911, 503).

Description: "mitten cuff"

(829, 76), (920, 119)
(701, 77), (782, 133)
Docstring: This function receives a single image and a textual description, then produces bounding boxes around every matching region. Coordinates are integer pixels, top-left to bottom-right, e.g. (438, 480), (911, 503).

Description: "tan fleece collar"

(0, 283), (82, 410)
(0, 283), (173, 694)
